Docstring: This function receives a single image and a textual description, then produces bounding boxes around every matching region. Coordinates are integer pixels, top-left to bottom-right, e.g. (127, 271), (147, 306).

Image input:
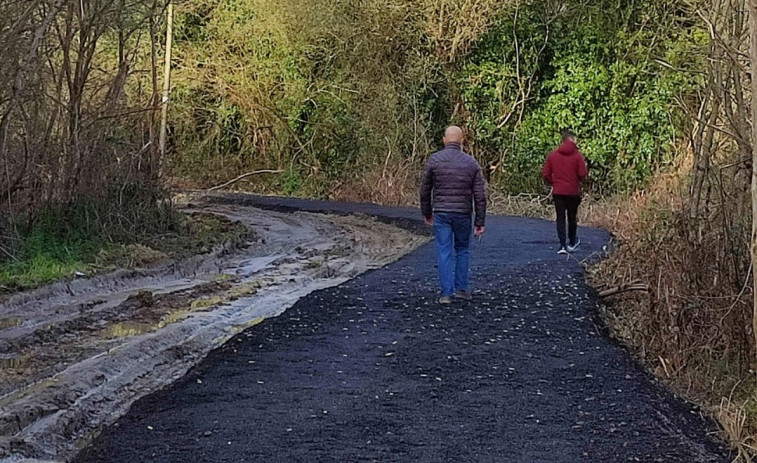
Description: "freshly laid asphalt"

(75, 196), (731, 462)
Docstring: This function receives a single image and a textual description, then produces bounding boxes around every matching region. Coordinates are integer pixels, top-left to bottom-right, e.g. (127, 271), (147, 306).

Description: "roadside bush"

(167, 0), (449, 196)
(456, 0), (704, 195)
(587, 173), (755, 458)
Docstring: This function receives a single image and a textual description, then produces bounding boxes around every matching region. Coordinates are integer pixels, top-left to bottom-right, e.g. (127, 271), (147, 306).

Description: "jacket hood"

(557, 140), (578, 155)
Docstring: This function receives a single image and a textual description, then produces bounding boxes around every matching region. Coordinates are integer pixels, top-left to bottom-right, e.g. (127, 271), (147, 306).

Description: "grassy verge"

(0, 212), (247, 293)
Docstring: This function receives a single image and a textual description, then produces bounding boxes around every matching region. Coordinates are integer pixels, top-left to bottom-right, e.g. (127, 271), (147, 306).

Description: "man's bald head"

(443, 126), (464, 145)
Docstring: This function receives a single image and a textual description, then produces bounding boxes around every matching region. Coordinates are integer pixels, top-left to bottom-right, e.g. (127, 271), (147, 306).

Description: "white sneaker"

(557, 247), (568, 255)
(567, 239), (581, 252)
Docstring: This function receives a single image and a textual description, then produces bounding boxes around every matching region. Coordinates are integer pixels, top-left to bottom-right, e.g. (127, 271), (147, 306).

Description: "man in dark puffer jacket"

(420, 126), (487, 304)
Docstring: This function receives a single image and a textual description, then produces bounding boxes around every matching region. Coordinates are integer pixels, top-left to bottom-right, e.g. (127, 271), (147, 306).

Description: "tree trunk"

(748, 0), (757, 364)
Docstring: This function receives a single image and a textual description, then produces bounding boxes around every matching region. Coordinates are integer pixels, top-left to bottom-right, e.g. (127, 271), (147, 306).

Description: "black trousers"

(553, 194), (581, 247)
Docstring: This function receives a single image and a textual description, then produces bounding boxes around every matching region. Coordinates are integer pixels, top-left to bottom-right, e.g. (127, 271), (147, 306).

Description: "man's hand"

(474, 226), (485, 237)
(425, 215), (433, 226)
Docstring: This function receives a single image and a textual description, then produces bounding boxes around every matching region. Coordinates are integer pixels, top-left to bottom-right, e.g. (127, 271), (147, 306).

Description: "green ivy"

(456, 0), (705, 195)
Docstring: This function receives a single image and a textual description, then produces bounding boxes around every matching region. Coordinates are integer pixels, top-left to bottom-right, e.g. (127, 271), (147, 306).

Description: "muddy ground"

(73, 194), (731, 463)
(0, 195), (426, 462)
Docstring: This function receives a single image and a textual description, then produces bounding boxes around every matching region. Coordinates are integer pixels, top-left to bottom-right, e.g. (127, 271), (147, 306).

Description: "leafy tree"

(456, 0), (705, 194)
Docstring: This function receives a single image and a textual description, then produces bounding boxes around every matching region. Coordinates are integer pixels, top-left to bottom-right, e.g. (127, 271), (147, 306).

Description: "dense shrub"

(456, 0), (704, 194)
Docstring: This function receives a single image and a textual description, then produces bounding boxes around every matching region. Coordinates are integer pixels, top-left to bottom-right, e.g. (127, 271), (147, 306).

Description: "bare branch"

(207, 170), (284, 192)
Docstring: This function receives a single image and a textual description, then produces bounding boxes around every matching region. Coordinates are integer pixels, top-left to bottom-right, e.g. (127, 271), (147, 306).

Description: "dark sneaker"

(557, 247), (568, 255)
(567, 239), (581, 252)
(454, 290), (472, 301)
(439, 296), (453, 304)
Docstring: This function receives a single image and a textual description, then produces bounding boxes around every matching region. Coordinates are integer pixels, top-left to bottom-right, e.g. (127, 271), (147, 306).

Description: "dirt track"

(0, 196), (425, 462)
(73, 194), (731, 463)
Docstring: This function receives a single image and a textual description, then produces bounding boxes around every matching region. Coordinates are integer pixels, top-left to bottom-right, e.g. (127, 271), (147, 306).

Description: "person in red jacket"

(542, 129), (588, 255)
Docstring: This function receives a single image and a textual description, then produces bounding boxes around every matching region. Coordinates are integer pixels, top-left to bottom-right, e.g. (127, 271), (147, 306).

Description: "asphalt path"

(75, 196), (731, 462)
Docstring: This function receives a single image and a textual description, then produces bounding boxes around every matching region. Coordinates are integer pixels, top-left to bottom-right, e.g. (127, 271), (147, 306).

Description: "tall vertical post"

(749, 0), (757, 364)
(158, 1), (174, 176)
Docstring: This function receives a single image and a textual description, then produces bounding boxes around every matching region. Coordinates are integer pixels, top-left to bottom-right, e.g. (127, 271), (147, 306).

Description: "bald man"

(420, 126), (487, 304)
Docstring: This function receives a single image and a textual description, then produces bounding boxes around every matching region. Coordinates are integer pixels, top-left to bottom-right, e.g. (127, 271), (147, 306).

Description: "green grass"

(0, 210), (247, 293)
(0, 223), (105, 290)
(0, 254), (92, 289)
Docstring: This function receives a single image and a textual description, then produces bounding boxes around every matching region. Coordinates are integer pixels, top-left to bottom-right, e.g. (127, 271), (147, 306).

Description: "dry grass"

(582, 170), (757, 460)
(487, 188), (553, 219)
(486, 187), (640, 225)
(719, 396), (757, 462)
(419, 0), (512, 62)
(332, 157), (423, 207)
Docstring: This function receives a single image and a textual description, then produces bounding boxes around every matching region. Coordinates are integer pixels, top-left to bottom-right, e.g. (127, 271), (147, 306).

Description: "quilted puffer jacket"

(420, 142), (487, 227)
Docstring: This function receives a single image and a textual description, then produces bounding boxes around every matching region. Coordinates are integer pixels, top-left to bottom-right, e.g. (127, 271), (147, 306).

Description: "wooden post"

(749, 0), (757, 364)
(158, 1), (174, 176)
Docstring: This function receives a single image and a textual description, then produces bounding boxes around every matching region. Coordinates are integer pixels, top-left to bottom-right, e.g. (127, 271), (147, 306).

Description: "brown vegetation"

(418, 0), (510, 63)
(0, 0), (167, 216)
(587, 175), (757, 459)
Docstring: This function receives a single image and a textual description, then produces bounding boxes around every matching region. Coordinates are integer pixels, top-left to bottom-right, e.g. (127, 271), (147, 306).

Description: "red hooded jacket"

(542, 140), (588, 196)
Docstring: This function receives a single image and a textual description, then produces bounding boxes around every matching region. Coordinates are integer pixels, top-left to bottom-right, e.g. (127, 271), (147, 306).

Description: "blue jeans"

(433, 212), (472, 297)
